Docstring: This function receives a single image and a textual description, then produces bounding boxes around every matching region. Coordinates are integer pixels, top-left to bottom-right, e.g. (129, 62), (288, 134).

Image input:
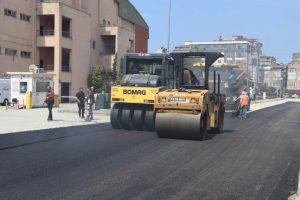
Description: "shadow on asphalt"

(0, 123), (111, 151)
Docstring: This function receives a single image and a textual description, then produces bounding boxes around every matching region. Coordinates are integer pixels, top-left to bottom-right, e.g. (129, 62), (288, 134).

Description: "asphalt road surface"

(0, 102), (299, 200)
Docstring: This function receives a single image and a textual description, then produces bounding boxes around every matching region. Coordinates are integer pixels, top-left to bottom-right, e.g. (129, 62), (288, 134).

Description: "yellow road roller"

(110, 53), (175, 131)
(154, 52), (226, 140)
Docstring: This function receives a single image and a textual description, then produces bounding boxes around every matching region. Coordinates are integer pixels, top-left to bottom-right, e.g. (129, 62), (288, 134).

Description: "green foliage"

(87, 62), (123, 93)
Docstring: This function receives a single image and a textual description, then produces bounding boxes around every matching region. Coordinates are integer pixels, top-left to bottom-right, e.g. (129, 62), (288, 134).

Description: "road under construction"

(0, 101), (299, 200)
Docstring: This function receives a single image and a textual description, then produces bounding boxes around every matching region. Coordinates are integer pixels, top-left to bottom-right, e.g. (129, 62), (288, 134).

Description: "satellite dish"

(29, 64), (38, 73)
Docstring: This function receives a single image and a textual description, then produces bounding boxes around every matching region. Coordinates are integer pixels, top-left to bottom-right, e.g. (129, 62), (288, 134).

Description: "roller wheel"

(121, 109), (134, 130)
(133, 109), (146, 131)
(199, 112), (208, 141)
(145, 110), (155, 131)
(110, 106), (122, 129)
(217, 106), (225, 133)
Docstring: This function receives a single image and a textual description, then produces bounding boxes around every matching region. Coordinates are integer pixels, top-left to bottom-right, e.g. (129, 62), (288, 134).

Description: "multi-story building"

(176, 36), (262, 94)
(287, 59), (300, 95)
(261, 64), (287, 97)
(260, 56), (276, 67)
(0, 0), (149, 97)
(259, 56), (277, 89)
(292, 53), (300, 61)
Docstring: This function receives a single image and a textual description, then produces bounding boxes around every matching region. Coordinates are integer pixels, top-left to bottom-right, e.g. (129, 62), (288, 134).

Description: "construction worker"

(239, 91), (249, 118)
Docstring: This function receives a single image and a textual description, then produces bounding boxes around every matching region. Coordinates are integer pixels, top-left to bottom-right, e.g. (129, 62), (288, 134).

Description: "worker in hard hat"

(239, 91), (249, 118)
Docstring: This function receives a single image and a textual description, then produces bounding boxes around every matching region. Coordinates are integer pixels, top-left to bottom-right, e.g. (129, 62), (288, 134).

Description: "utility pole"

(167, 0), (172, 53)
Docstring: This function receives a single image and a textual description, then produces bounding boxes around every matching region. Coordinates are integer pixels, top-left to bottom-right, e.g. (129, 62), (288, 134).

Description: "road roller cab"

(154, 52), (226, 140)
(110, 53), (175, 131)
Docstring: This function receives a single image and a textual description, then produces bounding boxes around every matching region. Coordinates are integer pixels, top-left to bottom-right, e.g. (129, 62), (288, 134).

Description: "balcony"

(62, 16), (72, 39)
(36, 0), (59, 2)
(38, 65), (54, 72)
(38, 47), (54, 72)
(37, 29), (54, 36)
(61, 65), (71, 72)
(61, 48), (71, 72)
(100, 25), (118, 36)
(62, 31), (72, 39)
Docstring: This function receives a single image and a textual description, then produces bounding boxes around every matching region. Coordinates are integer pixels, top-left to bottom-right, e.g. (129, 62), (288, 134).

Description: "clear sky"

(130, 0), (300, 64)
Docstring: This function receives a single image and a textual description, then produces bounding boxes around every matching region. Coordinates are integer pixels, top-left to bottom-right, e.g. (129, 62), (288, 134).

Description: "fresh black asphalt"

(0, 102), (299, 200)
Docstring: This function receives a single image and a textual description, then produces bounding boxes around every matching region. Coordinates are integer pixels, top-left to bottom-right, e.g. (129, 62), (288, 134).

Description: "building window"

(21, 51), (31, 58)
(4, 8), (16, 18)
(5, 48), (17, 56)
(20, 82), (28, 93)
(92, 41), (96, 49)
(0, 46), (2, 55)
(288, 68), (296, 73)
(20, 13), (31, 22)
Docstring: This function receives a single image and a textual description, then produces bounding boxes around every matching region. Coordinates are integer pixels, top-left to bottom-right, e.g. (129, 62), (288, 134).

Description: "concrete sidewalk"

(249, 98), (300, 112)
(0, 98), (299, 134)
(0, 103), (110, 134)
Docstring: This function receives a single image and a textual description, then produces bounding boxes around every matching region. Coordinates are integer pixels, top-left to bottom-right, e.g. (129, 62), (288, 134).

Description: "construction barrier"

(95, 93), (110, 110)
(26, 91), (32, 109)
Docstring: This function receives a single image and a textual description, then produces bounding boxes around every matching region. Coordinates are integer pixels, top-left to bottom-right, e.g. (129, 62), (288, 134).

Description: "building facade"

(261, 64), (287, 97)
(0, 0), (149, 97)
(292, 53), (300, 61)
(176, 36), (262, 94)
(287, 59), (300, 95)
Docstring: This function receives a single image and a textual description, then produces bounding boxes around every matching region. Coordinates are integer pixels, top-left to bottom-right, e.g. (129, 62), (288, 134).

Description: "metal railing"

(36, 0), (58, 3)
(38, 65), (54, 72)
(61, 65), (71, 72)
(37, 29), (54, 36)
(62, 31), (72, 39)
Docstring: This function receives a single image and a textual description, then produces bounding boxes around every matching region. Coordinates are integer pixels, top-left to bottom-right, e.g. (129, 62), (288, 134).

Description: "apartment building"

(287, 59), (300, 95)
(0, 0), (149, 98)
(292, 53), (300, 61)
(261, 64), (287, 96)
(176, 36), (262, 93)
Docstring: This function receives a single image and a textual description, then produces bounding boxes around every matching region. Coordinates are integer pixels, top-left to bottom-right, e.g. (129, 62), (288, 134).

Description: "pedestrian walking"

(76, 87), (85, 118)
(239, 91), (249, 119)
(86, 86), (95, 120)
(45, 86), (55, 121)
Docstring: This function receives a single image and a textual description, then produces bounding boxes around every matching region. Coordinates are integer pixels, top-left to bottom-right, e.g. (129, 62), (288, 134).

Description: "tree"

(87, 65), (102, 92)
(87, 61), (123, 93)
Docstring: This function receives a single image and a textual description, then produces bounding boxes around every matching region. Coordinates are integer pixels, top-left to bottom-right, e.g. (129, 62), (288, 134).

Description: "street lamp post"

(167, 0), (172, 53)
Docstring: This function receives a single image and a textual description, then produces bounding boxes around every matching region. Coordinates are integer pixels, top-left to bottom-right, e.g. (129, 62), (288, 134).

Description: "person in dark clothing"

(86, 86), (95, 120)
(76, 87), (85, 118)
(45, 86), (55, 121)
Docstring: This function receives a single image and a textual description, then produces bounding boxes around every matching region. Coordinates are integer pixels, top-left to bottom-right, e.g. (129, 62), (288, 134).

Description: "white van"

(0, 79), (11, 105)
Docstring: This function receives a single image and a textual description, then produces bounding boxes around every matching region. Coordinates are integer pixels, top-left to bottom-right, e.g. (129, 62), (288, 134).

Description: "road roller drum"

(155, 112), (207, 140)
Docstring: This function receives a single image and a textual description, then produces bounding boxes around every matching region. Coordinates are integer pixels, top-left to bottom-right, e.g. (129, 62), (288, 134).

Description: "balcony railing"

(37, 30), (54, 36)
(39, 65), (54, 72)
(36, 0), (58, 3)
(62, 31), (72, 39)
(61, 65), (71, 72)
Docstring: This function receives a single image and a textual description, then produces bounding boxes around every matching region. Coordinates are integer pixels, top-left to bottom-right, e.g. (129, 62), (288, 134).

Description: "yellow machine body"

(111, 86), (165, 105)
(154, 89), (226, 140)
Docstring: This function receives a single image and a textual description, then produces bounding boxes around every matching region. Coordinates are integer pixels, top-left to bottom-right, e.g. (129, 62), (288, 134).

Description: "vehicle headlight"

(191, 98), (198, 104)
(161, 97), (166, 102)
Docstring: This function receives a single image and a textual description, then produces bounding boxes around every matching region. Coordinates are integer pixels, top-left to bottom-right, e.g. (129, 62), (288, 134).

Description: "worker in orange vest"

(239, 91), (249, 118)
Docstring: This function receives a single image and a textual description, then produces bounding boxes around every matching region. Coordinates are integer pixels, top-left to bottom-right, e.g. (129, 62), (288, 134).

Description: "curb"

(56, 108), (110, 116)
